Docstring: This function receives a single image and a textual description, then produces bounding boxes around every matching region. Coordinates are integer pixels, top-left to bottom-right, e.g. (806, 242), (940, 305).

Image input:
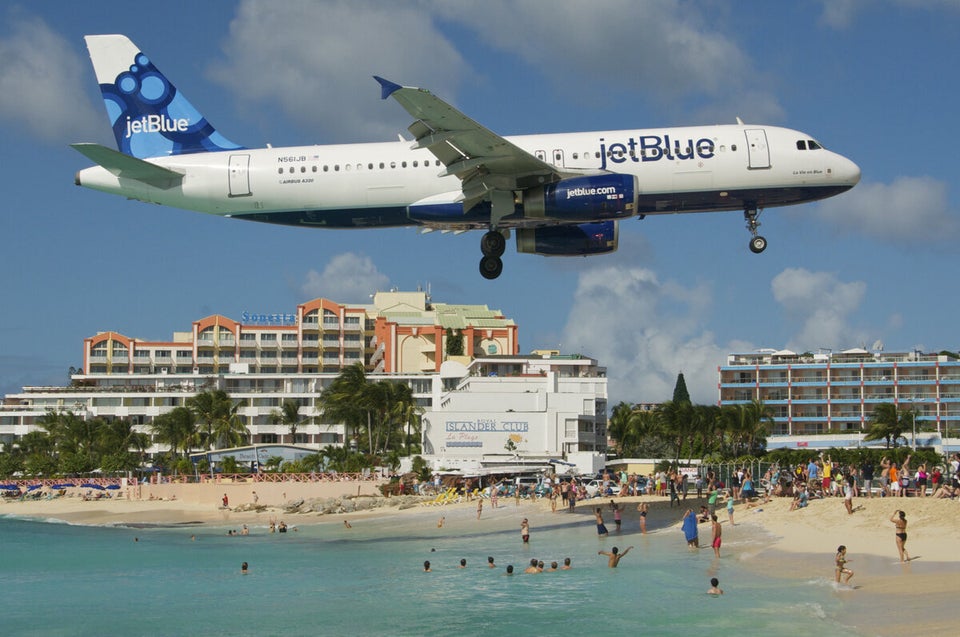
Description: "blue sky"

(1, 0), (958, 404)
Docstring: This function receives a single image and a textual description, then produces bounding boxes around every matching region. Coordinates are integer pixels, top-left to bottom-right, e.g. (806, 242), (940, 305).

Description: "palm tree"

(657, 400), (696, 464)
(607, 402), (635, 456)
(864, 403), (911, 448)
(271, 399), (305, 444)
(98, 418), (150, 472)
(187, 389), (249, 450)
(151, 407), (197, 458)
(318, 363), (374, 452)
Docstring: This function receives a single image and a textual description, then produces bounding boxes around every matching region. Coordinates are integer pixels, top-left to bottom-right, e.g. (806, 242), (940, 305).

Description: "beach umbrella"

(80, 482), (105, 489)
(26, 484), (42, 491)
(106, 484), (120, 490)
(0, 484), (19, 490)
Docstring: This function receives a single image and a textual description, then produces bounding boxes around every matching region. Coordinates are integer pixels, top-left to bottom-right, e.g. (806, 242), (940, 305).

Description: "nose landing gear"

(744, 208), (767, 254)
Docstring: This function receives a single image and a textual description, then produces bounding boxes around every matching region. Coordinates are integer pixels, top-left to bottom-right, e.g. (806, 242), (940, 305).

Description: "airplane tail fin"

(84, 34), (244, 159)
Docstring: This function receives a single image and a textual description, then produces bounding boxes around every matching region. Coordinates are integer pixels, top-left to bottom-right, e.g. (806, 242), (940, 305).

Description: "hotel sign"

(241, 311), (297, 326)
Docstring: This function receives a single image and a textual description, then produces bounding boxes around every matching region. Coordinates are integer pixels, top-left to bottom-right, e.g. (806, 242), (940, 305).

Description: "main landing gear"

(479, 230), (506, 280)
(744, 207), (767, 254)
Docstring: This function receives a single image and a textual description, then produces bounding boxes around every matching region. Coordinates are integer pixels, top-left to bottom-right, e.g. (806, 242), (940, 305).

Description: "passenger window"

(288, 167), (294, 174)
(379, 162), (385, 169)
(277, 167), (283, 175)
(368, 163), (373, 170)
(390, 161), (396, 169)
(402, 161), (407, 168)
(345, 164), (351, 171)
(300, 166), (306, 173)
(413, 160), (418, 167)
(572, 153), (578, 160)
(323, 165), (329, 172)
(334, 165), (340, 172)
(312, 166), (317, 172)
(731, 144), (737, 152)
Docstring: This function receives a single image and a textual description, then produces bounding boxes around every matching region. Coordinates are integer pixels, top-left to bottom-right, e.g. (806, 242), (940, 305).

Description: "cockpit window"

(796, 140), (807, 150)
(808, 140), (822, 150)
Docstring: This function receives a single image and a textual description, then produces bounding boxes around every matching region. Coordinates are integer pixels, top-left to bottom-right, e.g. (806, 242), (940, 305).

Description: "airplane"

(73, 35), (861, 280)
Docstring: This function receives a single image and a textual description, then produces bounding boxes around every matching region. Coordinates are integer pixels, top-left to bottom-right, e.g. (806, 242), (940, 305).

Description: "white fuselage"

(76, 123), (860, 230)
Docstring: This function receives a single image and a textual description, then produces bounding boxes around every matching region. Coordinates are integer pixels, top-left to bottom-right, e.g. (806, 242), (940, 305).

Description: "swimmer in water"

(598, 546), (633, 567)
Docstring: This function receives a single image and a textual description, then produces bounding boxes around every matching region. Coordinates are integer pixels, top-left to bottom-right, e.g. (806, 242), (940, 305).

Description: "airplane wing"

(374, 77), (571, 216)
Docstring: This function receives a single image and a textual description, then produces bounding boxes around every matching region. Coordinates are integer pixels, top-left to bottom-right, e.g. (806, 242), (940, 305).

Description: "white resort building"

(0, 290), (608, 472)
(719, 347), (960, 452)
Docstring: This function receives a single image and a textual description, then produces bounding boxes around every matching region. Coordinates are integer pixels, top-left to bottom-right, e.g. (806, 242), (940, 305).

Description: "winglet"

(374, 76), (403, 100)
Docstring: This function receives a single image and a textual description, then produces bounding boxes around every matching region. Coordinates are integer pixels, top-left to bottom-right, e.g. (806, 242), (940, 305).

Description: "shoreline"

(5, 486), (958, 636)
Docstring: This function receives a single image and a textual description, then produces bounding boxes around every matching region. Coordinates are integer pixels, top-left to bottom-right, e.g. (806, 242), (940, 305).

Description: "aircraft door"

(744, 129), (770, 169)
(228, 154), (252, 197)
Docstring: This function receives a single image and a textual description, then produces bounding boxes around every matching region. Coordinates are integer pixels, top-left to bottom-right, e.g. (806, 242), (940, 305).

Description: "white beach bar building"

(417, 354), (609, 475)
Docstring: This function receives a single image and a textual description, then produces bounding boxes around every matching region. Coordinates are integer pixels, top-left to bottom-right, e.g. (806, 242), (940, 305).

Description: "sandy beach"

(3, 483), (957, 636)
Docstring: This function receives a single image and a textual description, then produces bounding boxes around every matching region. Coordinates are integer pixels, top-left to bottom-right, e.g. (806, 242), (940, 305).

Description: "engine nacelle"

(523, 174), (637, 222)
(516, 220), (618, 256)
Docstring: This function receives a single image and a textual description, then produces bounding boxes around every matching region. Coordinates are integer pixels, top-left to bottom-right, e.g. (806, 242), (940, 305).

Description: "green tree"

(151, 407), (198, 459)
(318, 363), (374, 452)
(187, 390), (249, 450)
(98, 418), (150, 471)
(672, 373), (691, 404)
(271, 399), (306, 444)
(864, 403), (911, 448)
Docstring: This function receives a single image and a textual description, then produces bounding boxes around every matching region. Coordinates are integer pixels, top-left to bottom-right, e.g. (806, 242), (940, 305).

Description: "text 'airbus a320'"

(73, 35), (860, 279)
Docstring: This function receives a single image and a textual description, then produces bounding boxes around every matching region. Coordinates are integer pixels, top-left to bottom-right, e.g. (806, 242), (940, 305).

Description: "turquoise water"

(0, 512), (860, 637)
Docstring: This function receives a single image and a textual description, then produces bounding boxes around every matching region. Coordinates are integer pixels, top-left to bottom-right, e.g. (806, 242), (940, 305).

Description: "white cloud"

(771, 268), (867, 350)
(815, 176), (960, 246)
(300, 253), (390, 303)
(210, 0), (469, 142)
(431, 0), (784, 122)
(0, 14), (102, 143)
(560, 264), (726, 404)
(819, 0), (960, 28)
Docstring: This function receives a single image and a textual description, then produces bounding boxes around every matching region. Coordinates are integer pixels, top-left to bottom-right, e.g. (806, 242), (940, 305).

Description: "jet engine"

(516, 220), (618, 256)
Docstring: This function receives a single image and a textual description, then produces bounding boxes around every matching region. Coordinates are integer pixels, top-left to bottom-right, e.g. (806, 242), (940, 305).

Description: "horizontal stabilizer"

(71, 143), (183, 189)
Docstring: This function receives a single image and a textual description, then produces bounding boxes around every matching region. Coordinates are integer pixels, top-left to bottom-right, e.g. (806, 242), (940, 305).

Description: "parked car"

(583, 479), (618, 498)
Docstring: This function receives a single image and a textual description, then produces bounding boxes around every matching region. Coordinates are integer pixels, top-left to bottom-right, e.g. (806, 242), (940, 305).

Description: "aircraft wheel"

(479, 255), (503, 280)
(480, 230), (506, 257)
(749, 236), (768, 254)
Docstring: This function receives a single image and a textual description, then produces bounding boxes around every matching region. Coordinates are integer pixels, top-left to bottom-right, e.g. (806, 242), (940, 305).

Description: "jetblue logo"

(566, 186), (620, 199)
(599, 135), (715, 170)
(124, 115), (190, 138)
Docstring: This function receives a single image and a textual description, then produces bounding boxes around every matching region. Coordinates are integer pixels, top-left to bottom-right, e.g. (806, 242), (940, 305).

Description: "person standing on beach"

(598, 546), (633, 567)
(860, 459), (874, 498)
(710, 514), (722, 558)
(726, 491), (735, 526)
(681, 509), (699, 548)
(222, 493), (229, 508)
(637, 502), (648, 534)
(594, 508), (608, 537)
(520, 518), (530, 544)
(891, 510), (910, 562)
(490, 482), (499, 509)
(610, 500), (622, 531)
(477, 498), (483, 520)
(835, 545), (854, 584)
